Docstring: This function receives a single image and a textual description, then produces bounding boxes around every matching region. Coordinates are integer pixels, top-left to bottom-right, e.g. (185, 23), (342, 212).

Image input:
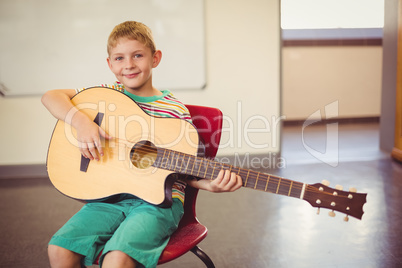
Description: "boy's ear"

(152, 50), (162, 68)
(106, 57), (112, 70)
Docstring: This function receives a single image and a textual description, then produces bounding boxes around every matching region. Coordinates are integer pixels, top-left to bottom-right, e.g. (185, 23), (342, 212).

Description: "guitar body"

(47, 87), (200, 206)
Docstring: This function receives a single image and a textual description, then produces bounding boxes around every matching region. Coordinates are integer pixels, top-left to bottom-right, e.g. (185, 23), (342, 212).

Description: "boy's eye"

(115, 56), (123, 61)
(134, 54), (143, 58)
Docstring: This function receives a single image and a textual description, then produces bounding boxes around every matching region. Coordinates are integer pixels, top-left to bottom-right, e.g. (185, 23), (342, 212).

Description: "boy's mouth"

(124, 72), (139, 79)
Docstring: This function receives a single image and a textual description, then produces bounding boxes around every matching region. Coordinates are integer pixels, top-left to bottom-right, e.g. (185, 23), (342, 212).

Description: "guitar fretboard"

(154, 148), (306, 199)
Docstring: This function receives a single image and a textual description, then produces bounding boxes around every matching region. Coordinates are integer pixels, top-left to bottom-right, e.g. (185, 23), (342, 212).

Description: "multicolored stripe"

(139, 99), (191, 120)
(76, 82), (125, 93)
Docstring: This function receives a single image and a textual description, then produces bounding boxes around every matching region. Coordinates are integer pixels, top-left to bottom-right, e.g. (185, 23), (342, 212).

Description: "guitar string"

(129, 141), (296, 184)
(133, 145), (347, 197)
(108, 139), (350, 197)
(129, 143), (348, 197)
(112, 138), (302, 189)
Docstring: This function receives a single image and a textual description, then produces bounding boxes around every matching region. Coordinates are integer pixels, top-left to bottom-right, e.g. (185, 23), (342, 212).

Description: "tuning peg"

(328, 210), (336, 217)
(344, 215), (349, 222)
(349, 187), (357, 193)
(335, 185), (343, 190)
(322, 180), (330, 186)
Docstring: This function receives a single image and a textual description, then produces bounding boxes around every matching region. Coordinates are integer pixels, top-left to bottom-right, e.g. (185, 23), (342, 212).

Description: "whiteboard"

(0, 0), (206, 96)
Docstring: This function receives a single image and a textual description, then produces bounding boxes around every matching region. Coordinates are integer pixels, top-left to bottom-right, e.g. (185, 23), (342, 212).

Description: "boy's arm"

(41, 89), (111, 160)
(186, 170), (243, 193)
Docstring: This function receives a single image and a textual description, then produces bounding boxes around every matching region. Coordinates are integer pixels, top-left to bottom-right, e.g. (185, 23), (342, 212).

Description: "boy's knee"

(48, 245), (83, 268)
(103, 250), (137, 268)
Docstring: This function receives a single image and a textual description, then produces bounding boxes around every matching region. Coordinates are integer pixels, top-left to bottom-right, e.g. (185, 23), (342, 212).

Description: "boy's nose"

(125, 58), (136, 68)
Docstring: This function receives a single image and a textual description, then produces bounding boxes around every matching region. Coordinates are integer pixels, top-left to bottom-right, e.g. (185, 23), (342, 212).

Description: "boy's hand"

(76, 120), (112, 161)
(41, 88), (113, 161)
(208, 169), (243, 193)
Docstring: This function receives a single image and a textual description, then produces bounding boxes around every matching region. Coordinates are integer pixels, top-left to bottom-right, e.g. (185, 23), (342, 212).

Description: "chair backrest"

(179, 104), (223, 227)
(186, 105), (223, 159)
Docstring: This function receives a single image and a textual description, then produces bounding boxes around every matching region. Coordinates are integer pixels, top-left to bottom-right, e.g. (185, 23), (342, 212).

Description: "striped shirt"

(77, 82), (192, 204)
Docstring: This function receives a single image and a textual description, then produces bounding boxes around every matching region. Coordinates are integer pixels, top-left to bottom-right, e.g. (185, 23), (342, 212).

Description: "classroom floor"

(1, 122), (401, 268)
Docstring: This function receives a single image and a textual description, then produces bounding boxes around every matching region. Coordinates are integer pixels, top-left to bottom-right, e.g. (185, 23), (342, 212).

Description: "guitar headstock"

(303, 181), (367, 221)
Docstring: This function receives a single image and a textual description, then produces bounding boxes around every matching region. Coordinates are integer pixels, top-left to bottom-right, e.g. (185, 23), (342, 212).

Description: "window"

(281, 0), (384, 29)
(281, 0), (384, 45)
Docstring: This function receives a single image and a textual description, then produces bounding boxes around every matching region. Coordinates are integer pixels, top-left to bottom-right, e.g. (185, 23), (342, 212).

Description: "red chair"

(94, 105), (222, 267)
(157, 105), (222, 267)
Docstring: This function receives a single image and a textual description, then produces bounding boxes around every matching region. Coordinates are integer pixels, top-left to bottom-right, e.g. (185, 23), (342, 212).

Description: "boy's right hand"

(75, 119), (112, 161)
(41, 88), (112, 161)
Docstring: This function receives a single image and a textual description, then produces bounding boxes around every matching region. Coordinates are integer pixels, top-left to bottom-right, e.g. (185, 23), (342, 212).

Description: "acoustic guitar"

(47, 87), (367, 220)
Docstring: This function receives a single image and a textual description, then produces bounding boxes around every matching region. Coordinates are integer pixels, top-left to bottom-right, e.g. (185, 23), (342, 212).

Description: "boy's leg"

(100, 199), (184, 268)
(102, 250), (138, 268)
(48, 244), (84, 268)
(49, 202), (126, 266)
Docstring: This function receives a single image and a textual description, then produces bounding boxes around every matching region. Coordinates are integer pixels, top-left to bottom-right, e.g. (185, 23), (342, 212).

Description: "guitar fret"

(234, 167), (240, 175)
(185, 155), (191, 174)
(164, 150), (170, 169)
(162, 150), (168, 169)
(265, 175), (270, 192)
(157, 149), (166, 169)
(210, 162), (216, 180)
(203, 159), (209, 178)
(175, 151), (180, 171)
(300, 183), (306, 199)
(244, 170), (249, 187)
(177, 153), (182, 171)
(196, 158), (203, 177)
(175, 152), (180, 171)
(288, 181), (293, 196)
(181, 153), (186, 172)
(168, 151), (174, 170)
(171, 151), (176, 171)
(179, 152), (185, 173)
(190, 156), (196, 175)
(253, 171), (258, 189)
(276, 178), (281, 194)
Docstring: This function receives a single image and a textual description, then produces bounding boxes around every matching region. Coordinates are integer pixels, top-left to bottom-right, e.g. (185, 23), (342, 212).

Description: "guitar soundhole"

(130, 141), (158, 169)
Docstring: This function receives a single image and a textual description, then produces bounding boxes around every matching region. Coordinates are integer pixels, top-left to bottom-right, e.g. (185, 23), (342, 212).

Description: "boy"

(42, 21), (242, 268)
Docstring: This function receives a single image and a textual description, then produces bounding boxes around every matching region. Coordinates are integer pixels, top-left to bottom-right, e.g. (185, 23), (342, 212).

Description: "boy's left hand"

(207, 169), (243, 193)
(186, 169), (243, 193)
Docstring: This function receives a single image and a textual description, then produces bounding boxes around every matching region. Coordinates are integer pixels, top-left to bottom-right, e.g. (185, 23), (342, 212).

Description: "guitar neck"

(154, 148), (306, 199)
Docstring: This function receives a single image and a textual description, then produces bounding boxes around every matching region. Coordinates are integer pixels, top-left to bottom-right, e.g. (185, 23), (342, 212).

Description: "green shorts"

(49, 197), (184, 268)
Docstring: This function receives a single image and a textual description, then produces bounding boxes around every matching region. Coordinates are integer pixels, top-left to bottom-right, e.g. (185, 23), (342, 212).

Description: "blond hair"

(107, 21), (156, 55)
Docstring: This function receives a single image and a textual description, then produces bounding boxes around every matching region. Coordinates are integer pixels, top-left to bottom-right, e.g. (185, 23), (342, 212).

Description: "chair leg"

(190, 246), (215, 268)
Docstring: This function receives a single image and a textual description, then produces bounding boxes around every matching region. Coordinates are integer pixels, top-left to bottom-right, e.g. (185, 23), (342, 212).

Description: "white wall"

(0, 0), (384, 166)
(0, 0), (281, 165)
(175, 0), (281, 156)
(0, 97), (57, 165)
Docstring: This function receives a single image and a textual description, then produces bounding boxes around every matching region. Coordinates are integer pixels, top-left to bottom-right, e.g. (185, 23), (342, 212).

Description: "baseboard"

(283, 116), (380, 127)
(0, 164), (47, 179)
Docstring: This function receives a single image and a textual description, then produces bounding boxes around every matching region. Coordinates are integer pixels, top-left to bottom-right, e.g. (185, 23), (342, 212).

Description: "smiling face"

(107, 38), (162, 96)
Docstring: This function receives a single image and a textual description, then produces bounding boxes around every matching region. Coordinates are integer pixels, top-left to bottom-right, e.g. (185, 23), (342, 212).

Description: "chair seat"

(158, 222), (208, 264)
